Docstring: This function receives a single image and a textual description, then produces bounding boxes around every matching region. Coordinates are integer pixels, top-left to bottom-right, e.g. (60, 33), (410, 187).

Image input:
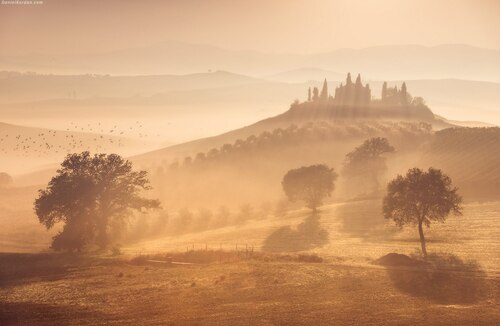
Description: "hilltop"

(131, 73), (448, 166)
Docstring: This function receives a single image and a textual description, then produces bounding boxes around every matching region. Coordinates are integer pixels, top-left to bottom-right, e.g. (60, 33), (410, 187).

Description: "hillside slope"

(419, 127), (500, 200)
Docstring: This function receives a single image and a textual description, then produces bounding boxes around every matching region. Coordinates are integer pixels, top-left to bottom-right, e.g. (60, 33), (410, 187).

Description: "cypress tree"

(381, 82), (388, 100)
(312, 87), (319, 101)
(401, 82), (408, 104)
(320, 79), (328, 100)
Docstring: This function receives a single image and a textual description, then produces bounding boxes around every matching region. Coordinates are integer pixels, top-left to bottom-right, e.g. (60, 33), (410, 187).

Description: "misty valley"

(1, 2), (499, 324)
(1, 72), (499, 325)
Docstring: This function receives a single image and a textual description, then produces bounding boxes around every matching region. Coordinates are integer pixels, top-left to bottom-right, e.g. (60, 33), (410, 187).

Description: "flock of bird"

(0, 121), (152, 158)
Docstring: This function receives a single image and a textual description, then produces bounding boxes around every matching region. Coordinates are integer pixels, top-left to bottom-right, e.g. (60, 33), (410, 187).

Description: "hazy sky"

(1, 0), (499, 55)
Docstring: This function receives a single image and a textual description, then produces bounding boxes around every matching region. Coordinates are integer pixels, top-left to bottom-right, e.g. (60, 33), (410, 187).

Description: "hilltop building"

(306, 73), (409, 107)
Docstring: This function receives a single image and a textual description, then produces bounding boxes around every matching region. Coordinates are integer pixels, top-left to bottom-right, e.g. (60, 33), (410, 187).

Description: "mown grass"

(0, 252), (498, 325)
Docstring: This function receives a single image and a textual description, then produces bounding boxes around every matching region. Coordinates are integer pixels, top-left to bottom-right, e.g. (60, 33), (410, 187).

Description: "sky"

(1, 0), (499, 55)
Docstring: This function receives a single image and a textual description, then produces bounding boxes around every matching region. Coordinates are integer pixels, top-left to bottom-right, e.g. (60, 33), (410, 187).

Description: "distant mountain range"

(1, 42), (499, 82)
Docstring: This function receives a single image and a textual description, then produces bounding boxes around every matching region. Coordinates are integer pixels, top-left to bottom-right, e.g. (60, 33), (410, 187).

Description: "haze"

(0, 1), (499, 325)
(1, 0), (499, 56)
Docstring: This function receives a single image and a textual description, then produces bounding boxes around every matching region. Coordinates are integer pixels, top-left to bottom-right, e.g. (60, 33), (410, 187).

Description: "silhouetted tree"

(207, 148), (220, 159)
(35, 152), (160, 252)
(381, 81), (388, 99)
(235, 204), (254, 225)
(282, 164), (338, 212)
(213, 205), (231, 228)
(173, 208), (193, 234)
(364, 83), (371, 103)
(312, 87), (319, 101)
(383, 168), (462, 257)
(401, 82), (408, 105)
(320, 79), (328, 100)
(308, 87), (312, 101)
(343, 137), (395, 191)
(354, 74), (363, 104)
(183, 156), (193, 166)
(346, 72), (352, 85)
(221, 143), (233, 153)
(0, 172), (13, 188)
(193, 208), (213, 232)
(195, 152), (206, 163)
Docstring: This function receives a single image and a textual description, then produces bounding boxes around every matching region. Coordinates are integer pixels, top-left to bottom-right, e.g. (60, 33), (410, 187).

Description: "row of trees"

(303, 73), (426, 108)
(162, 121), (431, 171)
(127, 204), (271, 242)
(307, 74), (372, 106)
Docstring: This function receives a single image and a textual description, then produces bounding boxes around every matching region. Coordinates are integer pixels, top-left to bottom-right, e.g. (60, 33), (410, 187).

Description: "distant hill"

(266, 68), (344, 83)
(0, 70), (262, 104)
(1, 42), (499, 82)
(434, 115), (495, 128)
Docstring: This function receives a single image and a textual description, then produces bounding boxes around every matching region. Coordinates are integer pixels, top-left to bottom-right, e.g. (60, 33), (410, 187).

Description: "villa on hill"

(295, 73), (434, 122)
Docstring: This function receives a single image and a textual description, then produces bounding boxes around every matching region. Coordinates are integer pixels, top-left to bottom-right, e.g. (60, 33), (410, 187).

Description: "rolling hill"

(0, 70), (262, 104)
(2, 72), (499, 143)
(1, 42), (499, 82)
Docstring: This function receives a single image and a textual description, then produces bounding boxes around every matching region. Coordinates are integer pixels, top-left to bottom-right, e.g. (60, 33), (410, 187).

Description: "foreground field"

(1, 252), (498, 325)
(1, 200), (499, 324)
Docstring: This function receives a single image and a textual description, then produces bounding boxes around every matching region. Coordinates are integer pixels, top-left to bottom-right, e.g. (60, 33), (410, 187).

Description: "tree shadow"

(262, 212), (329, 252)
(0, 302), (108, 325)
(336, 199), (395, 238)
(386, 253), (489, 304)
(0, 253), (87, 288)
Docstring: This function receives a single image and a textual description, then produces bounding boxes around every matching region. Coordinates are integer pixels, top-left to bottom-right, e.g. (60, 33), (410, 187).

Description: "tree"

(346, 72), (352, 85)
(354, 74), (363, 104)
(381, 81), (388, 99)
(308, 87), (312, 101)
(0, 172), (13, 188)
(35, 152), (160, 252)
(282, 164), (337, 212)
(343, 137), (395, 191)
(320, 79), (328, 100)
(383, 168), (462, 257)
(312, 87), (319, 101)
(400, 82), (408, 105)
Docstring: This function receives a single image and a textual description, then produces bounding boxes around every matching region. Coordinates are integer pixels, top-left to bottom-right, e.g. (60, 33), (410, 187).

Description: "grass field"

(0, 251), (498, 325)
(1, 200), (499, 325)
(125, 200), (500, 275)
